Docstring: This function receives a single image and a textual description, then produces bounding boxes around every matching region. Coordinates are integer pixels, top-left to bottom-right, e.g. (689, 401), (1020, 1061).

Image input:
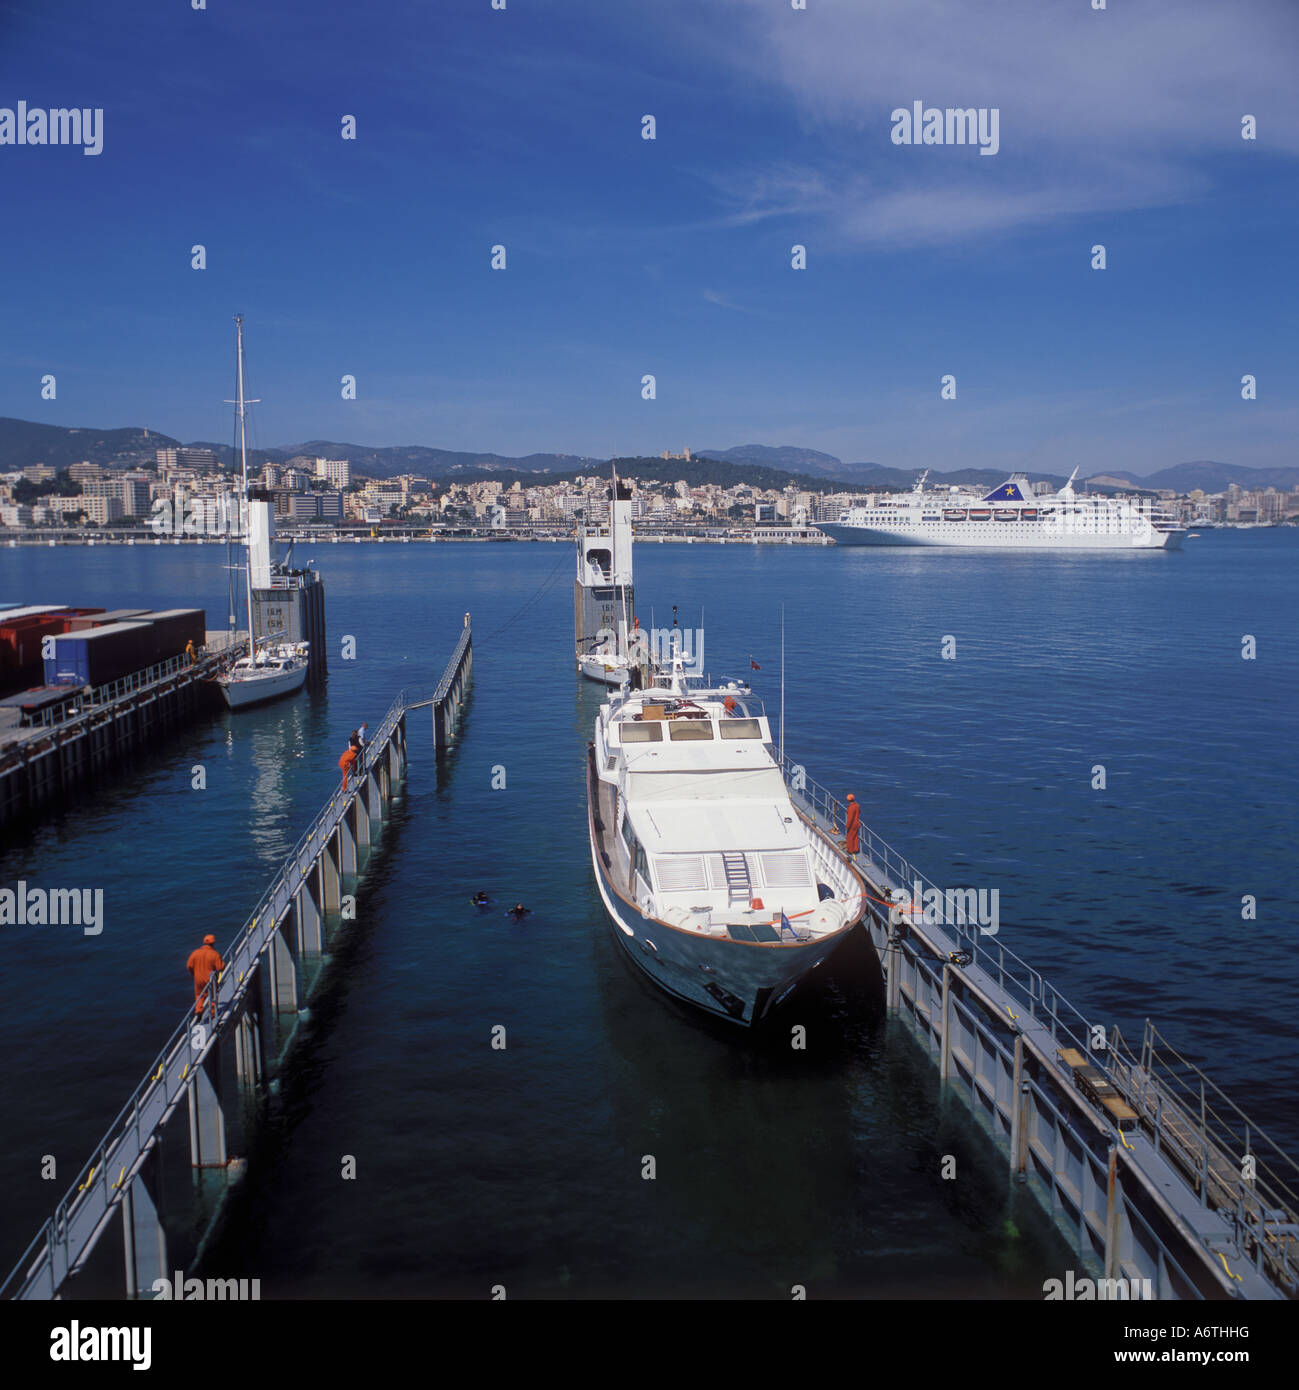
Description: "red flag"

(750, 657), (761, 670)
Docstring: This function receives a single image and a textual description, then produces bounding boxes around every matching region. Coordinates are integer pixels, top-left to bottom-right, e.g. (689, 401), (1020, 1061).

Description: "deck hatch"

(760, 852), (812, 888)
(654, 854), (710, 892)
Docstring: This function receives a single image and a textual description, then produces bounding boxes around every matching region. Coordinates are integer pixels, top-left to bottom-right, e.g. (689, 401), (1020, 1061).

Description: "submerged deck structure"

(782, 758), (1299, 1302)
(2, 623), (473, 1301)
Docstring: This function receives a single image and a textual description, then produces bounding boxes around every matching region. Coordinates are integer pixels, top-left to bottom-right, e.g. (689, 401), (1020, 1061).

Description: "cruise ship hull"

(817, 522), (1184, 550)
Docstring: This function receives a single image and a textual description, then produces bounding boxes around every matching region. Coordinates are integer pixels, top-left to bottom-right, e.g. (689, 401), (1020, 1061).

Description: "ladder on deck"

(721, 851), (751, 906)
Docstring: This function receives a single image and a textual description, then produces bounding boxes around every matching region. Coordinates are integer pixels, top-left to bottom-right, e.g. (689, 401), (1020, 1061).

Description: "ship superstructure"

(575, 477), (644, 685)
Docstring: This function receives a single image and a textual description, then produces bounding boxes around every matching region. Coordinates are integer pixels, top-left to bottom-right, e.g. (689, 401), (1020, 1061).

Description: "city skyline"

(1, 0), (1296, 475)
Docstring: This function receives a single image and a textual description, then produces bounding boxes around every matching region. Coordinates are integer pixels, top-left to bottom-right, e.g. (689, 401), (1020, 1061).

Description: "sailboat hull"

(219, 663), (307, 709)
(578, 654), (629, 686)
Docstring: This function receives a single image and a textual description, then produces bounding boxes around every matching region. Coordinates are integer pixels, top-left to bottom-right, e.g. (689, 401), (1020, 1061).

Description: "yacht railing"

(605, 677), (767, 723)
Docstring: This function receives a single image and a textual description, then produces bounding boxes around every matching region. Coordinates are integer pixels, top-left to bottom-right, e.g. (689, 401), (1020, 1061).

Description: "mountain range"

(698, 445), (1299, 493)
(1, 418), (1294, 495)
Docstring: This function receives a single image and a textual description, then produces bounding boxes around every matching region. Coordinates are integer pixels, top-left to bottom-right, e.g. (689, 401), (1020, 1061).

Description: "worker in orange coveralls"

(844, 793), (861, 855)
(187, 934), (225, 1021)
(339, 744), (358, 789)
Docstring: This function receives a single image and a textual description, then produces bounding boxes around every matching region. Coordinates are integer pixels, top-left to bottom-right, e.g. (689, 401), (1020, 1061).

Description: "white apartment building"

(315, 457), (351, 489)
(84, 495), (125, 525)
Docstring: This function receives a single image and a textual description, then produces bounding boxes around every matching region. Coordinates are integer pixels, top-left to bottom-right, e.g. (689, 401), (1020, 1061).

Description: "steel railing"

(28, 643), (249, 731)
(783, 754), (1131, 1064)
(780, 755), (1299, 1295)
(0, 688), (408, 1301)
(431, 623), (472, 706)
(1110, 1022), (1299, 1291)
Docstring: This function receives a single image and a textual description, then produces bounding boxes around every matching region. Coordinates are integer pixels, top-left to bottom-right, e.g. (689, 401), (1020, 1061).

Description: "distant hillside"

(0, 418), (179, 472)
(618, 455), (861, 492)
(266, 441), (604, 481)
(702, 446), (1082, 493)
(1, 419), (1291, 494)
(698, 444), (850, 475)
(1125, 461), (1299, 492)
(192, 441), (866, 491)
(699, 445), (913, 487)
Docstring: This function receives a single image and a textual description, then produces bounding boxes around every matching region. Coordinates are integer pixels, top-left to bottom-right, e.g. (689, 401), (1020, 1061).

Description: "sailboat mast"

(779, 605), (785, 765)
(235, 315), (256, 653)
(612, 462), (629, 657)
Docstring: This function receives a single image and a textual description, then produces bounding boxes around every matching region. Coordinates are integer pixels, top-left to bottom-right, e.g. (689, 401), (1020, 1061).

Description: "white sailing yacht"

(586, 656), (868, 1025)
(218, 316), (309, 711)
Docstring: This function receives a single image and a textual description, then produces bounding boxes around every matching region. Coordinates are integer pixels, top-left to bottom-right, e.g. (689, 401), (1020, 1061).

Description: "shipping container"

(0, 611), (99, 697)
(0, 613), (69, 668)
(0, 604), (69, 623)
(61, 608), (148, 632)
(143, 609), (206, 661)
(43, 623), (156, 688)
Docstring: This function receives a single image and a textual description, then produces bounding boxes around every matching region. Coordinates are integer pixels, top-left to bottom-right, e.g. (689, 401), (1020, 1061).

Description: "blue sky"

(1, 0), (1296, 474)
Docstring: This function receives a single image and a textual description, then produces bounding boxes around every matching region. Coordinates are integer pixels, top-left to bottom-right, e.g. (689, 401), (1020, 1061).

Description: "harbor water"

(0, 532), (1294, 1297)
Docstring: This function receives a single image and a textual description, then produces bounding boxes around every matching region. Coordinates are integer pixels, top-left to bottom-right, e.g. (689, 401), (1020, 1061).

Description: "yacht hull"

(586, 760), (848, 1027)
(219, 663), (307, 709)
(578, 655), (628, 686)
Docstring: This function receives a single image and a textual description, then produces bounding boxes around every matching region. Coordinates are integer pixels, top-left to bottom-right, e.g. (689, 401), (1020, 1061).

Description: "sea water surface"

(0, 532), (1294, 1298)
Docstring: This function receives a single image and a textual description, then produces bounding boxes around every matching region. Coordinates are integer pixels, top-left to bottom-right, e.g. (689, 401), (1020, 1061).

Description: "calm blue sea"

(0, 531), (1295, 1298)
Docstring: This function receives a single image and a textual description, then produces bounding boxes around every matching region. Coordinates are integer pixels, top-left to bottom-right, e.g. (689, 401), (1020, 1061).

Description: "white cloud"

(692, 0), (1298, 245)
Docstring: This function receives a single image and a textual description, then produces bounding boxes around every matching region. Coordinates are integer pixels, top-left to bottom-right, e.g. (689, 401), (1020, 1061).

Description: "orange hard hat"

(203, 934), (216, 944)
(847, 793), (856, 802)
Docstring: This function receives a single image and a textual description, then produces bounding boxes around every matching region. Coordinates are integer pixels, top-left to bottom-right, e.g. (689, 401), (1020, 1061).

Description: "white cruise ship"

(586, 660), (867, 1026)
(817, 470), (1186, 550)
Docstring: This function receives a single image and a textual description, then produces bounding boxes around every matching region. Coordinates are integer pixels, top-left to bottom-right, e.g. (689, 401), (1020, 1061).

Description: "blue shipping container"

(43, 622), (155, 687)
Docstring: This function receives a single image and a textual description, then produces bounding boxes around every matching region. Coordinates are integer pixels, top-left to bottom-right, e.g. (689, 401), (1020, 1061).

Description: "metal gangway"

(782, 756), (1299, 1302)
(2, 620), (473, 1301)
